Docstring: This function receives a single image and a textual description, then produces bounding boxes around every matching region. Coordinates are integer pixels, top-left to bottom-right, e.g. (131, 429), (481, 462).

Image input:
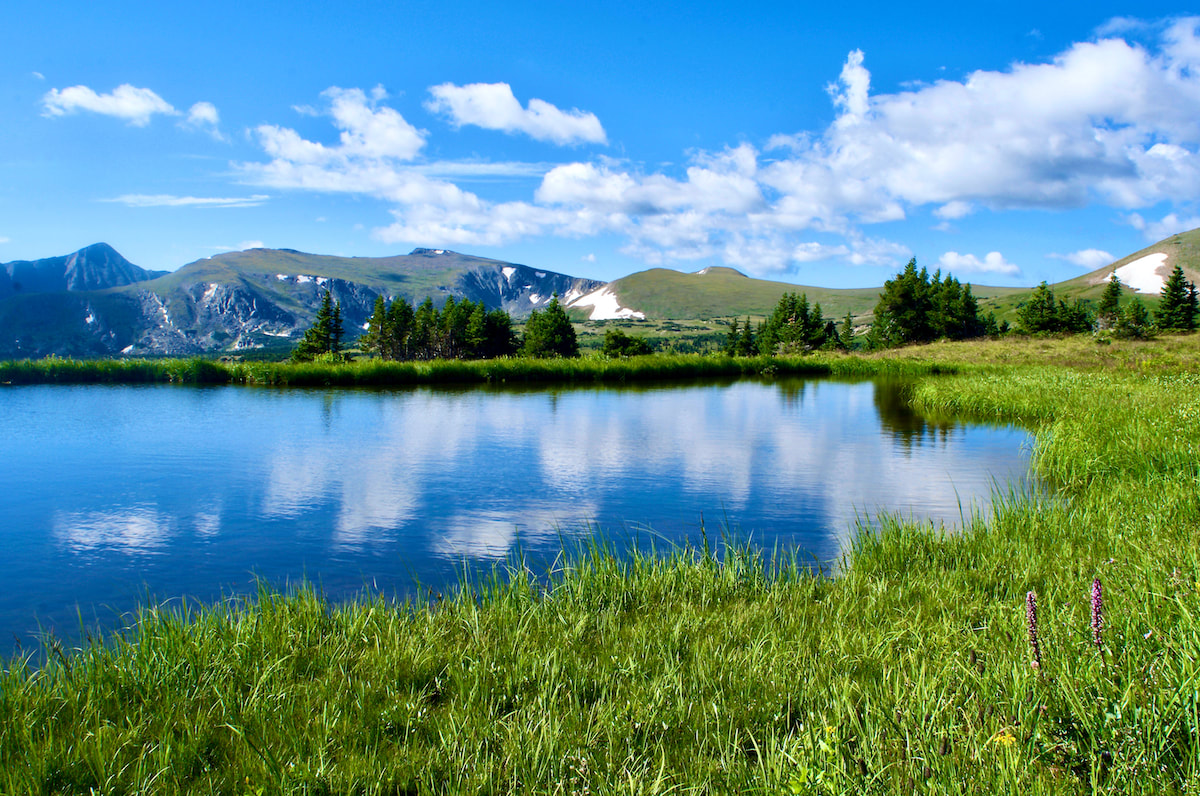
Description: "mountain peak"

(76, 242), (121, 257)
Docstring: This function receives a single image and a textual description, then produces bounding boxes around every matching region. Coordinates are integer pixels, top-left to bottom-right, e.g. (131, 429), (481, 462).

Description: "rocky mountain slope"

(0, 246), (603, 357)
(0, 242), (166, 299)
(4, 229), (1199, 358)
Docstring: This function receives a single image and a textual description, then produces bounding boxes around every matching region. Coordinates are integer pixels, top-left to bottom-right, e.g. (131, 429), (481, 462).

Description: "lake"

(0, 378), (1031, 652)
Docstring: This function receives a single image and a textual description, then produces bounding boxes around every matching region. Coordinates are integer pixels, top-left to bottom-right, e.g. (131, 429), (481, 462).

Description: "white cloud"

(409, 159), (554, 179)
(182, 101), (226, 140)
(31, 71), (44, 81)
(1053, 248), (1114, 269)
(0, 236), (10, 244)
(582, 253), (595, 262)
(937, 251), (1021, 276)
(934, 201), (973, 220)
(426, 82), (606, 145)
(232, 23), (1200, 276)
(827, 49), (871, 124)
(1095, 16), (1152, 36)
(42, 84), (177, 126)
(1126, 210), (1200, 241)
(104, 194), (269, 208)
(210, 241), (266, 252)
(761, 23), (1200, 227)
(186, 101), (219, 127)
(252, 86), (426, 170)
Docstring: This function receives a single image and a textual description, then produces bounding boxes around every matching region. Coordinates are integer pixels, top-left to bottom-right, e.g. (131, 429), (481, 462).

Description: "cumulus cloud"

(426, 82), (606, 145)
(937, 251), (1021, 276)
(42, 84), (176, 126)
(764, 26), (1200, 224)
(1053, 248), (1114, 269)
(1127, 210), (1200, 241)
(934, 201), (973, 220)
(182, 101), (226, 140)
(186, 101), (219, 127)
(103, 194), (269, 208)
(234, 22), (1200, 276)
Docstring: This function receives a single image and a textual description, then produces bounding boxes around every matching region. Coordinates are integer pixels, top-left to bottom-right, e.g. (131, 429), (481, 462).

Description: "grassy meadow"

(2, 334), (1199, 793)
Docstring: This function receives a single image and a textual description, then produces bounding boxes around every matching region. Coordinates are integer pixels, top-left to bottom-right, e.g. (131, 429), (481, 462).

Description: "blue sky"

(2, 1), (1199, 288)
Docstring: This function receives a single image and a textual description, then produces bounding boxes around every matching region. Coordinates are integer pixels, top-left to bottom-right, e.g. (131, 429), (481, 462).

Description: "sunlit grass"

(0, 351), (952, 387)
(3, 336), (1200, 792)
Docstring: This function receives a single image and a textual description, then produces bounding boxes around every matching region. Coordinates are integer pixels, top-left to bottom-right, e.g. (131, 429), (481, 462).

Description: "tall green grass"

(0, 352), (953, 388)
(2, 343), (1200, 792)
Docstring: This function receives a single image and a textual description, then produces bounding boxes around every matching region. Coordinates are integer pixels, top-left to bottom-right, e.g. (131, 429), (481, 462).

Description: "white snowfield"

(567, 286), (646, 320)
(1115, 253), (1169, 294)
(276, 274), (329, 285)
(502, 267), (516, 283)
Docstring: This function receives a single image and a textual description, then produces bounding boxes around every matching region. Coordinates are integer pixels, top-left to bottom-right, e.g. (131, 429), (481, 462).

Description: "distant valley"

(2, 229), (1198, 358)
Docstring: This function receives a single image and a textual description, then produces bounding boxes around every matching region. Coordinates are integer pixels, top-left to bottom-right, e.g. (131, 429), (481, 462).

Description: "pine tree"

(1117, 297), (1153, 339)
(359, 296), (388, 357)
(1097, 273), (1122, 331)
(724, 318), (740, 354)
(387, 299), (414, 359)
(1017, 282), (1059, 333)
(330, 300), (343, 356)
(290, 290), (336, 361)
(736, 318), (755, 356)
(1156, 264), (1196, 331)
(955, 283), (984, 338)
(840, 311), (855, 350)
(522, 295), (579, 358)
(871, 258), (934, 346)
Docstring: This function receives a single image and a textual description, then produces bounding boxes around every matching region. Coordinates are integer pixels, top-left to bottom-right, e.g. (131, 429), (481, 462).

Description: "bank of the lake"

(0, 351), (956, 388)
(2, 335), (1199, 794)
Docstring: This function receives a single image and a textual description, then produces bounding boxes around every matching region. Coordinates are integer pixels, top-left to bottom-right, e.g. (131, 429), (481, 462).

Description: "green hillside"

(135, 248), (483, 300)
(604, 266), (882, 321)
(608, 229), (1200, 327)
(1056, 227), (1200, 302)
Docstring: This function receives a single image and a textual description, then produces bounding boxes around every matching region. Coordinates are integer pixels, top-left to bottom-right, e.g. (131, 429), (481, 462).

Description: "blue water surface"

(0, 378), (1032, 651)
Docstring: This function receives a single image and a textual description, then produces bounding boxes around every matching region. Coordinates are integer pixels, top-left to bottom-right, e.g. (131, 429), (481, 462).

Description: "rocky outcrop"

(454, 262), (604, 317)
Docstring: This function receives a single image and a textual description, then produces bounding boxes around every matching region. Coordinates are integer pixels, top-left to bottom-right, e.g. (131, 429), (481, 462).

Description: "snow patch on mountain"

(1115, 253), (1169, 294)
(567, 287), (646, 320)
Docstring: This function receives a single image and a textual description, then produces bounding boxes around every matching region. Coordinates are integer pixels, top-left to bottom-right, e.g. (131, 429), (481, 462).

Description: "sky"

(3, 1), (1200, 288)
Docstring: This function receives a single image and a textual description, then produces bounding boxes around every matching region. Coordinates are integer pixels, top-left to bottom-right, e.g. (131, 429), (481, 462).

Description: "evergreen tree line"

(355, 293), (579, 361)
(867, 259), (993, 348)
(722, 293), (854, 356)
(1020, 264), (1198, 338)
(357, 294), (519, 361)
(1014, 282), (1092, 335)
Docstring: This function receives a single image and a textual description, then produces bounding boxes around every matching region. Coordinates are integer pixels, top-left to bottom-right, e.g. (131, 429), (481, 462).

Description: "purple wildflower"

(1091, 577), (1103, 652)
(1026, 590), (1042, 671)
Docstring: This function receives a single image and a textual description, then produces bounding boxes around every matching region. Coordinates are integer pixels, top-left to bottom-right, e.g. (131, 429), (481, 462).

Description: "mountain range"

(2, 230), (1197, 358)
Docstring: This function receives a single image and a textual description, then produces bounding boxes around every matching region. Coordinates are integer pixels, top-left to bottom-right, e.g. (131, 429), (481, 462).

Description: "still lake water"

(0, 378), (1031, 651)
